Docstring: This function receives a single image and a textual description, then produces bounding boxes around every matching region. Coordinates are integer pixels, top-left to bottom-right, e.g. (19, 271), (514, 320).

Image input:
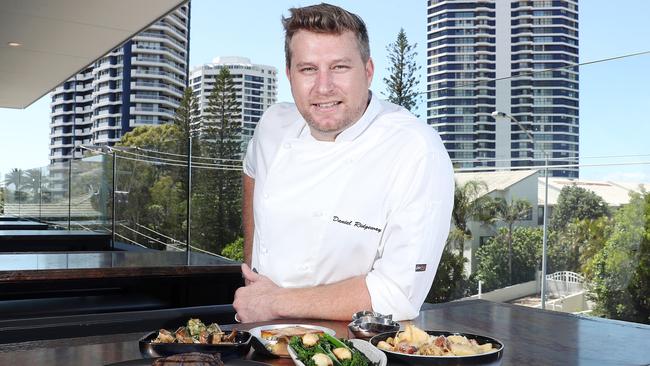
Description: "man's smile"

(312, 101), (342, 110)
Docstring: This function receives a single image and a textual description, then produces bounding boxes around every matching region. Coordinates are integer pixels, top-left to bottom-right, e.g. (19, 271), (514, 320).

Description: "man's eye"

(333, 65), (350, 70)
(300, 67), (316, 73)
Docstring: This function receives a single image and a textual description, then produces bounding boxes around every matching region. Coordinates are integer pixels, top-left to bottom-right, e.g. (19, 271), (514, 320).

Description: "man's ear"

(366, 57), (375, 86)
(285, 66), (291, 83)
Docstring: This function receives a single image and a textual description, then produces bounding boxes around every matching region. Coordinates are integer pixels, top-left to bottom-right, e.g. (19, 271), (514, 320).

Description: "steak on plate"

(151, 352), (224, 366)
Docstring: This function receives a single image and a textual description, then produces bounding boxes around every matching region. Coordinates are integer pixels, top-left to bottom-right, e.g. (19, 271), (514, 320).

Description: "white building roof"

(454, 170), (649, 208)
(190, 56), (277, 74)
(454, 170), (538, 194)
(212, 56), (252, 65)
(539, 178), (650, 206)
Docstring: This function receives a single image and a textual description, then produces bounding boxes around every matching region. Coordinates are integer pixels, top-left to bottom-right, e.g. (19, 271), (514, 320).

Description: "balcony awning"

(0, 0), (187, 109)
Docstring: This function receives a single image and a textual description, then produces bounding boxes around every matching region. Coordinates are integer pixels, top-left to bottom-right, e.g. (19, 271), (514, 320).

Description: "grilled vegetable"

(187, 318), (207, 338)
(152, 319), (235, 345)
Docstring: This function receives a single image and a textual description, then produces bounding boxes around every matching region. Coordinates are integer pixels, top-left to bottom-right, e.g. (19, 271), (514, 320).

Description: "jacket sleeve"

(365, 142), (454, 320)
(243, 135), (257, 178)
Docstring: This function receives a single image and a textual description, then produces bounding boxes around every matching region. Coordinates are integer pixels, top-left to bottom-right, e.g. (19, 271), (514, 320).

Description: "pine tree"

(173, 87), (201, 159)
(203, 67), (242, 160)
(196, 67), (243, 253)
(169, 86), (201, 233)
(383, 28), (422, 115)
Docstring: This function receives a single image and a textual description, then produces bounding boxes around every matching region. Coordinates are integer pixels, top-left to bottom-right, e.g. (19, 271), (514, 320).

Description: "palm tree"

(4, 168), (24, 190)
(450, 180), (493, 255)
(490, 197), (533, 285)
(22, 169), (42, 202)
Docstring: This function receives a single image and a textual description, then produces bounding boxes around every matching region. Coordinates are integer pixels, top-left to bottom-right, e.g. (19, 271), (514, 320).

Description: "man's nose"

(315, 69), (334, 94)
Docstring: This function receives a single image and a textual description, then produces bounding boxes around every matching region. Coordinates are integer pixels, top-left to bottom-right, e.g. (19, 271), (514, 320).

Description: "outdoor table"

(0, 299), (648, 365)
(0, 221), (48, 230)
(0, 229), (111, 251)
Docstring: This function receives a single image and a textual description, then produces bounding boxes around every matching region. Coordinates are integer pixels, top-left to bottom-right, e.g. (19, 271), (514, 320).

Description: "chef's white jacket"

(243, 94), (454, 320)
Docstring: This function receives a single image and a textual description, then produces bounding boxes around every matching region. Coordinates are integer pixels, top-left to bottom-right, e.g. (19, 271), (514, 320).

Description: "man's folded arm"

(243, 174), (255, 267)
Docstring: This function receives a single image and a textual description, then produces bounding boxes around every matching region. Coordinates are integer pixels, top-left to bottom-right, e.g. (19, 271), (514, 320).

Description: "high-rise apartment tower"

(49, 4), (190, 164)
(427, 0), (579, 177)
(189, 56), (277, 149)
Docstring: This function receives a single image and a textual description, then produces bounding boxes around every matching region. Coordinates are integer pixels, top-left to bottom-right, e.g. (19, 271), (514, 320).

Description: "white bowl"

(288, 338), (387, 366)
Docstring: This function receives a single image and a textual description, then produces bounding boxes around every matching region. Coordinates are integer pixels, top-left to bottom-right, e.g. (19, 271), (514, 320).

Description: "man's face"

(286, 30), (374, 141)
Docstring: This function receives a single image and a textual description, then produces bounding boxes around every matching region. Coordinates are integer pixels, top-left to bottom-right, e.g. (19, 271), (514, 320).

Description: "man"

(233, 3), (454, 322)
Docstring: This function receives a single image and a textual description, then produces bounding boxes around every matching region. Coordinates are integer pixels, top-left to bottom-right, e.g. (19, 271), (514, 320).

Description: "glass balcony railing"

(1, 141), (243, 259)
(3, 143), (648, 326)
(2, 157), (111, 231)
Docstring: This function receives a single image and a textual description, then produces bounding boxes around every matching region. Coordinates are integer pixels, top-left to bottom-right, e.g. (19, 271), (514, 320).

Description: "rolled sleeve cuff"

(243, 160), (255, 178)
(243, 138), (256, 178)
(365, 271), (420, 321)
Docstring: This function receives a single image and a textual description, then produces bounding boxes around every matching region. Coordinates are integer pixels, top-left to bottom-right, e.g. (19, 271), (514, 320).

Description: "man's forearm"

(242, 174), (255, 266)
(273, 275), (373, 320)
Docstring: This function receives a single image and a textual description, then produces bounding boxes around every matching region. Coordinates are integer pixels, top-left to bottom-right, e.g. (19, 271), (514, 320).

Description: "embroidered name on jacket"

(332, 215), (382, 233)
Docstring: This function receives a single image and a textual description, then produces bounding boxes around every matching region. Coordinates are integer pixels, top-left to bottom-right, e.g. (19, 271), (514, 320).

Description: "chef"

(233, 3), (454, 322)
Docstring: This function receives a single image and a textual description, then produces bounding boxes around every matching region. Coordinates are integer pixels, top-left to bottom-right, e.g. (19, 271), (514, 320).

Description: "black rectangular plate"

(139, 329), (252, 359)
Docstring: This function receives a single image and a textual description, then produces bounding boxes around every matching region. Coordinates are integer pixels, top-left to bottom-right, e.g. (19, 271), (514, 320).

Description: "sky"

(1, 0), (649, 182)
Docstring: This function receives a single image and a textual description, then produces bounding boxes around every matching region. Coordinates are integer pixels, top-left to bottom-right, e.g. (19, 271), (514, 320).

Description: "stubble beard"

(302, 102), (367, 140)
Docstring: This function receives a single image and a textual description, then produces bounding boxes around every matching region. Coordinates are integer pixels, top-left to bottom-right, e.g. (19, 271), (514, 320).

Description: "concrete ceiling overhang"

(0, 0), (187, 109)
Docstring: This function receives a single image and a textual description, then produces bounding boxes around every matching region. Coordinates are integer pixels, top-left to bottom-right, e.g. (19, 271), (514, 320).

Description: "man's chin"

(308, 121), (347, 134)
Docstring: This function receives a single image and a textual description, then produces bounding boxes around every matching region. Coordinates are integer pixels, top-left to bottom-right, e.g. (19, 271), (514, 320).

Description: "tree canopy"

(383, 28), (421, 114)
(550, 185), (610, 231)
(427, 247), (468, 303)
(489, 197), (533, 284)
(587, 191), (650, 323)
(473, 226), (542, 292)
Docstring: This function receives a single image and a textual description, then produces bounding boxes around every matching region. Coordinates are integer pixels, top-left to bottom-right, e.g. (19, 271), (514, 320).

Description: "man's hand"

(233, 263), (374, 322)
(233, 263), (282, 322)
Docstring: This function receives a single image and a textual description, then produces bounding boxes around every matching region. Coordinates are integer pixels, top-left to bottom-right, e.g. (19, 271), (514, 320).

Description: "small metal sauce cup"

(348, 313), (400, 339)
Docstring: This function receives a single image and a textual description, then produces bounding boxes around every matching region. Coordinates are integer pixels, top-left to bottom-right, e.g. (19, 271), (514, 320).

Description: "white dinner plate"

(248, 324), (336, 358)
(288, 338), (387, 366)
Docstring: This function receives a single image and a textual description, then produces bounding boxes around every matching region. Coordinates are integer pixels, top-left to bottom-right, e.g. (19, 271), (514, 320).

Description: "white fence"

(546, 271), (584, 298)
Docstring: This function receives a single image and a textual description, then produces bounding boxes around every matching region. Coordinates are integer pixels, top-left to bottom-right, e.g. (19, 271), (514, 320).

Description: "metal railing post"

(186, 135), (192, 265)
(112, 151), (117, 249)
(541, 155), (549, 309)
(17, 172), (21, 217)
(38, 167), (42, 220)
(68, 158), (72, 230)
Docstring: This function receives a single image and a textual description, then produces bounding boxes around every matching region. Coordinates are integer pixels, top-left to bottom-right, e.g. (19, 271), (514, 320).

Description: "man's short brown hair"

(282, 3), (370, 68)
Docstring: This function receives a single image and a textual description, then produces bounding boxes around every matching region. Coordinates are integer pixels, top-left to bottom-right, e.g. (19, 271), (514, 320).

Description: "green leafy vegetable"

(289, 334), (377, 366)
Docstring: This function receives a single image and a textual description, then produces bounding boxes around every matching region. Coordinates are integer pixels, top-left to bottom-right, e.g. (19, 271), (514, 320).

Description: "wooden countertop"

(0, 300), (648, 365)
